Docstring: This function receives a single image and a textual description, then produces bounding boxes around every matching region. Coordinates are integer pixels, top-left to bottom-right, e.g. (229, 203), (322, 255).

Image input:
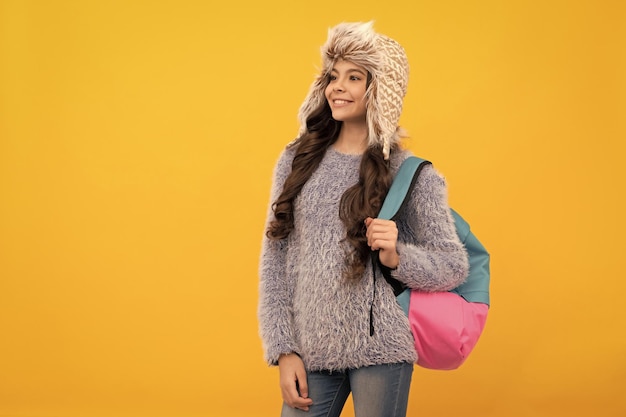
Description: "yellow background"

(1, 0), (624, 416)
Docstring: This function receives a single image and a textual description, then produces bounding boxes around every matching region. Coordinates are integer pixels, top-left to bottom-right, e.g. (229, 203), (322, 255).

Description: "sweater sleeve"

(391, 164), (470, 292)
(257, 148), (300, 366)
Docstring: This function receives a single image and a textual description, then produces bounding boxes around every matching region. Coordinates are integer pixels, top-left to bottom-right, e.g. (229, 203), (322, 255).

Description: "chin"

(331, 112), (350, 122)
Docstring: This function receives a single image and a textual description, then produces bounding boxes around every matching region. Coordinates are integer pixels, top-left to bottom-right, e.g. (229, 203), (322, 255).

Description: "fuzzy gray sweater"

(258, 147), (469, 371)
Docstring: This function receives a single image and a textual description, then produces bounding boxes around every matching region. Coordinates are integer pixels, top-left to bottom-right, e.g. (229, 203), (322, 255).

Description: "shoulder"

(277, 145), (298, 166)
(271, 146), (297, 178)
(388, 148), (413, 173)
(388, 149), (446, 186)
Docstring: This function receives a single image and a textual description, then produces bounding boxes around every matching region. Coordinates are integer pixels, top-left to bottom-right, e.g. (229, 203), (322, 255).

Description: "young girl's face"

(325, 59), (368, 125)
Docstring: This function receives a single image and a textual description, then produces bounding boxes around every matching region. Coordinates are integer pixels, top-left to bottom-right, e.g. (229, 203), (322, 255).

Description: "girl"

(258, 22), (469, 417)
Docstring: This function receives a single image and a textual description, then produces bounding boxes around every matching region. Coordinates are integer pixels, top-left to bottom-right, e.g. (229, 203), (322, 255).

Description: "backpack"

(376, 156), (490, 370)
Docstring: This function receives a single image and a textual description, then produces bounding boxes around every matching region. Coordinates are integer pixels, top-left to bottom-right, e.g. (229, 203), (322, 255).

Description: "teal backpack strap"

(376, 156), (432, 299)
(371, 156), (432, 334)
(449, 210), (491, 305)
(378, 156), (430, 220)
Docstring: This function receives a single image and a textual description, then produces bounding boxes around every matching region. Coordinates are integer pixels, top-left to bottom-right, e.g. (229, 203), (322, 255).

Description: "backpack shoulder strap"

(449, 209), (491, 305)
(378, 156), (431, 220)
(377, 156), (431, 296)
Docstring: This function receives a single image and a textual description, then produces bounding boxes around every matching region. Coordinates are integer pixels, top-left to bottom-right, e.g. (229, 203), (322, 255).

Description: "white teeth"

(334, 100), (350, 104)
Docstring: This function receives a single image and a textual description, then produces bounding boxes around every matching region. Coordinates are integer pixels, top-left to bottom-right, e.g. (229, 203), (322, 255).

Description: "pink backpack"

(377, 157), (490, 370)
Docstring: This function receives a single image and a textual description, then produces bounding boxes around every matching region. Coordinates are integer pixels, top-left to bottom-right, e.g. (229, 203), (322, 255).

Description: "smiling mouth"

(333, 99), (352, 105)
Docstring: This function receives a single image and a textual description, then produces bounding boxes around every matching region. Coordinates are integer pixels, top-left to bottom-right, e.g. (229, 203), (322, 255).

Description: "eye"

(329, 74), (337, 81)
(350, 75), (361, 81)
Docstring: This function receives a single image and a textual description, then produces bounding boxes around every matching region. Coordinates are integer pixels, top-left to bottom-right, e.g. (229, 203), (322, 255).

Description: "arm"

(391, 164), (469, 292)
(258, 149), (301, 365)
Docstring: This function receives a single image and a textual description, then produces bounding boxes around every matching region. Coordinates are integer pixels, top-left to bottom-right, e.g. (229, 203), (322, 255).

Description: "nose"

(332, 76), (345, 92)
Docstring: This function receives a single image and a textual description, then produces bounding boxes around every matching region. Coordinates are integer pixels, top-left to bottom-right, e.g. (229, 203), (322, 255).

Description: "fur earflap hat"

(295, 21), (409, 159)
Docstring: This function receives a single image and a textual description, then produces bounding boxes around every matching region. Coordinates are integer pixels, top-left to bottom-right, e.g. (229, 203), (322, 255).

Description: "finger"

(371, 239), (393, 251)
(296, 370), (309, 399)
(367, 223), (389, 241)
(367, 220), (397, 235)
(280, 373), (301, 404)
(287, 389), (313, 410)
(292, 397), (313, 411)
(368, 218), (395, 227)
(281, 382), (298, 407)
(369, 231), (398, 248)
(370, 228), (398, 239)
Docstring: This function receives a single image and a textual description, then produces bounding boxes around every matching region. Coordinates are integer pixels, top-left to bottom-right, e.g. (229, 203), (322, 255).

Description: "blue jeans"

(281, 362), (413, 417)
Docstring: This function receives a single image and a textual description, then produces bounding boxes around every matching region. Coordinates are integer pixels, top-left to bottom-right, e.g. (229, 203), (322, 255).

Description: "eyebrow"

(329, 67), (368, 76)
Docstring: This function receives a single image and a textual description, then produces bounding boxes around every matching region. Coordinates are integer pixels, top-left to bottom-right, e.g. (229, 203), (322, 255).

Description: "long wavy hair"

(266, 100), (395, 281)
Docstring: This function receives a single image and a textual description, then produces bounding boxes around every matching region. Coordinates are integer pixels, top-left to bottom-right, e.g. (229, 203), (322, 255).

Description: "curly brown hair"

(266, 101), (394, 281)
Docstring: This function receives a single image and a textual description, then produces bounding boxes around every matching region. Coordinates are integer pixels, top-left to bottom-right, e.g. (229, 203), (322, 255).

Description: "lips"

(332, 99), (353, 105)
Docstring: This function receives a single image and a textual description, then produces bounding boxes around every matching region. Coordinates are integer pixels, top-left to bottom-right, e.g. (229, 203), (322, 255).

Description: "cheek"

(358, 85), (368, 101)
(361, 90), (368, 107)
(324, 85), (332, 101)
